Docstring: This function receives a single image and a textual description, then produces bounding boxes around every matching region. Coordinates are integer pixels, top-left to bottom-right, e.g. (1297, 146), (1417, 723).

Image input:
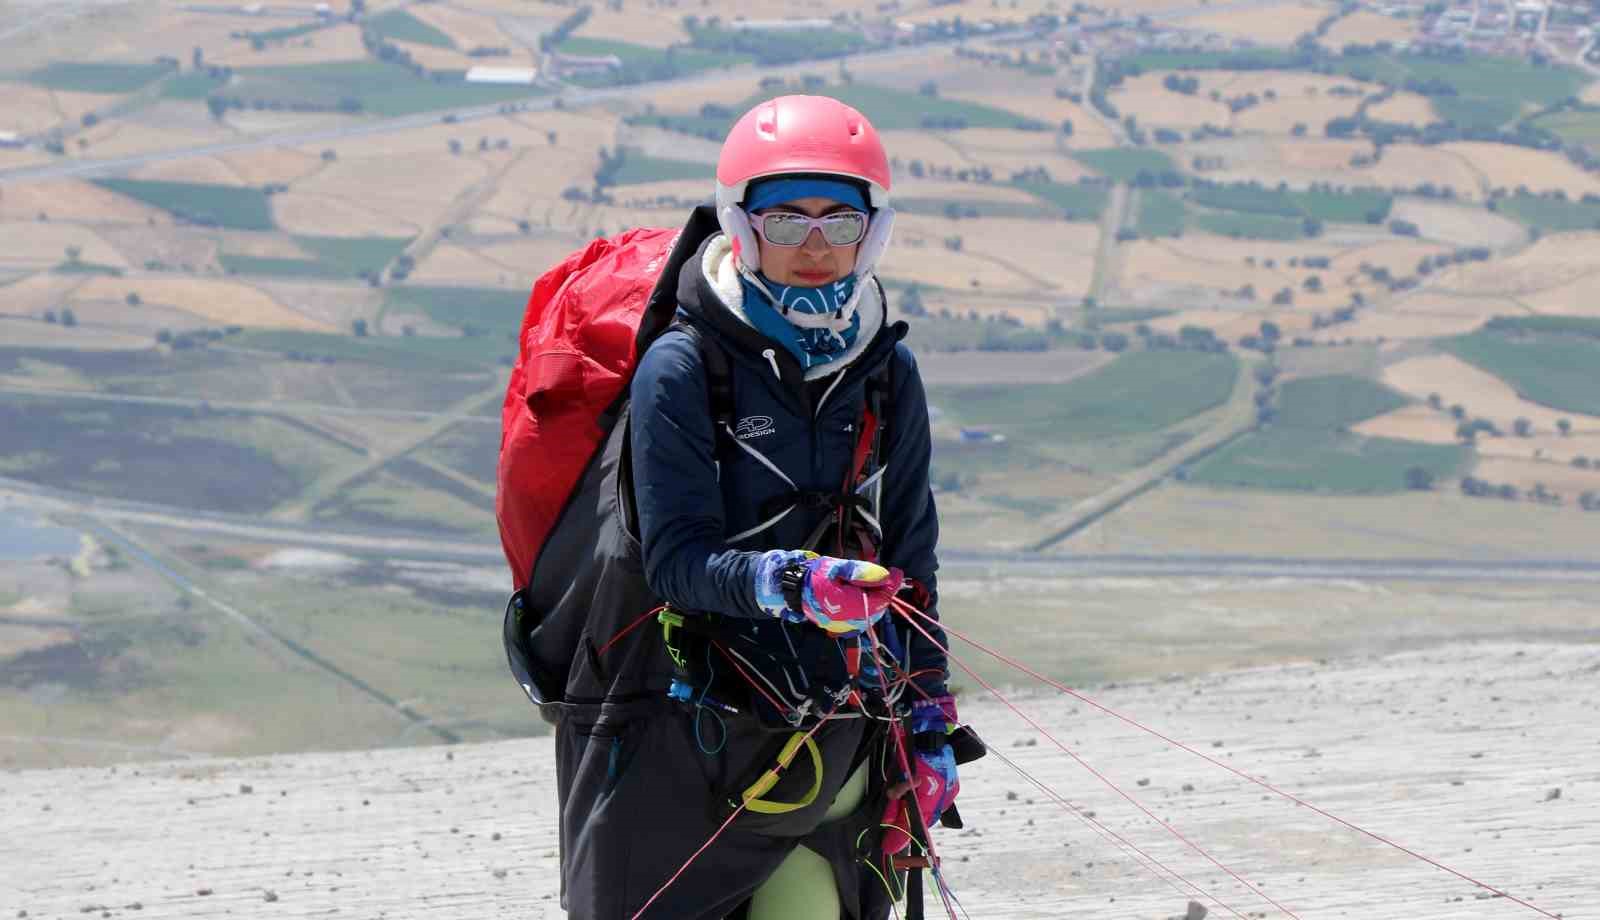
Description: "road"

(9, 477), (1600, 582)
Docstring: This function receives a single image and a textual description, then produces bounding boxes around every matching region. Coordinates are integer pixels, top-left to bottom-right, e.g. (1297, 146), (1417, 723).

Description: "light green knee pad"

(745, 763), (869, 920)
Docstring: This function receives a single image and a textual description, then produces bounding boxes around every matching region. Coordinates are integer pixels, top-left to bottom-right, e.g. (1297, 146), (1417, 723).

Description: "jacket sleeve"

(876, 343), (949, 697)
(630, 330), (766, 619)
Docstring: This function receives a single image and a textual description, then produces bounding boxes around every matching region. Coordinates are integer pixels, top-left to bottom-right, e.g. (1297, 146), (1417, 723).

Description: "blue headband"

(744, 177), (867, 213)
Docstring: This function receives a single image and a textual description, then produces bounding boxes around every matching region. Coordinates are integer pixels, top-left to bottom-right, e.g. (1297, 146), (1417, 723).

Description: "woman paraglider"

(498, 94), (981, 920)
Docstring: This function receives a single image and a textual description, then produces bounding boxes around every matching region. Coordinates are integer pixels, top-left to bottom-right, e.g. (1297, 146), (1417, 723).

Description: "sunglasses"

(753, 210), (869, 247)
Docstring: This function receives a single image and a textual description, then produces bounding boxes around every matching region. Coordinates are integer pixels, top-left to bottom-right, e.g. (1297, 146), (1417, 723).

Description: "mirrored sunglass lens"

(762, 214), (811, 245)
(821, 214), (866, 245)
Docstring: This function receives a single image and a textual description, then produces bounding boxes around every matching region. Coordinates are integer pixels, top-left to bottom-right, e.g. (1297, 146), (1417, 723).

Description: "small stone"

(492, 869), (508, 879)
(1137, 778), (1150, 787)
(239, 784), (253, 794)
(1186, 901), (1209, 920)
(1182, 783), (1195, 793)
(263, 891), (278, 903)
(1545, 788), (1562, 801)
(1005, 790), (1019, 801)
(492, 832), (502, 841)
(196, 888), (213, 896)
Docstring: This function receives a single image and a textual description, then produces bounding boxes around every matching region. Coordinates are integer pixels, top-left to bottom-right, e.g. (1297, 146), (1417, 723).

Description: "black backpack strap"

(669, 320), (735, 440)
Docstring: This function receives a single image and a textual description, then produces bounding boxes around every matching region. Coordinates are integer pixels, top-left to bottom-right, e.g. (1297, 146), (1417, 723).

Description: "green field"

(1444, 330), (1600, 417)
(293, 235), (413, 276)
(639, 83), (1045, 137)
(1193, 210), (1308, 240)
(0, 396), (351, 512)
(231, 328), (510, 374)
(1483, 315), (1600, 339)
(893, 197), (1057, 221)
(1190, 184), (1391, 223)
(368, 9), (455, 49)
(1532, 108), (1600, 145)
(1188, 430), (1468, 493)
(161, 71), (229, 101)
(24, 61), (173, 93)
(226, 61), (543, 117)
(53, 261), (125, 277)
(1011, 179), (1111, 221)
(219, 254), (347, 279)
(603, 149), (713, 186)
(384, 285), (525, 341)
(1493, 193), (1600, 232)
(93, 179), (274, 231)
(1431, 95), (1523, 131)
(927, 350), (1237, 440)
(1070, 148), (1177, 182)
(1134, 189), (1186, 237)
(1275, 374), (1409, 430)
(558, 36), (748, 85)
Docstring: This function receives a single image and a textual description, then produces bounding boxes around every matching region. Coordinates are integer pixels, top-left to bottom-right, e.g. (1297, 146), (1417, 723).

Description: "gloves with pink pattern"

(881, 694), (961, 854)
(753, 550), (904, 636)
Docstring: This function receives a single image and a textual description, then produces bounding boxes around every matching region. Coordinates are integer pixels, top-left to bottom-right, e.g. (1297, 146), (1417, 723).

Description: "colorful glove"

(753, 550), (904, 636)
(881, 695), (961, 855)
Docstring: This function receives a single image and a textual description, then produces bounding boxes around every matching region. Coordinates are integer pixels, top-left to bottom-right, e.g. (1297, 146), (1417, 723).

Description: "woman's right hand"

(754, 550), (904, 635)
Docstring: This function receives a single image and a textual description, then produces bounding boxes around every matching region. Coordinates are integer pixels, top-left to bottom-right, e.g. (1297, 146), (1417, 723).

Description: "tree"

(126, 292), (142, 307)
(1259, 320), (1281, 343)
(900, 284), (926, 317)
(207, 96), (228, 121)
(1404, 466), (1435, 491)
(1427, 393), (1443, 410)
(1557, 418), (1572, 436)
(65, 245), (82, 263)
(351, 318), (368, 337)
(1449, 404), (1466, 420)
(1514, 417), (1533, 437)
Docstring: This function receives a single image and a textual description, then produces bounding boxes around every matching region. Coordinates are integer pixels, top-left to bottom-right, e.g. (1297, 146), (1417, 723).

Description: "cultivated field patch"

(1109, 72), (1234, 128)
(1349, 144), (1486, 199)
(1431, 231), (1600, 298)
(1445, 330), (1600, 419)
(210, 23), (370, 68)
(1351, 404), (1461, 445)
(1382, 352), (1600, 432)
(1363, 91), (1440, 126)
(1435, 142), (1600, 199)
(271, 193), (422, 238)
(1317, 11), (1417, 49)
(570, 5), (689, 47)
(1181, 1), (1332, 45)
(74, 277), (330, 331)
(1386, 199), (1525, 249)
(1187, 428), (1467, 493)
(0, 223), (128, 272)
(1470, 455), (1600, 497)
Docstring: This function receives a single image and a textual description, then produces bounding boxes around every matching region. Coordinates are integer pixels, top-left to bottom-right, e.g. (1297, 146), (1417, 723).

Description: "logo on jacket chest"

(734, 415), (777, 440)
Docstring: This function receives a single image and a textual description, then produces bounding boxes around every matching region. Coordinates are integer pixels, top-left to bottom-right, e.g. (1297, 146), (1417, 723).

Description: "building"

(464, 66), (538, 85)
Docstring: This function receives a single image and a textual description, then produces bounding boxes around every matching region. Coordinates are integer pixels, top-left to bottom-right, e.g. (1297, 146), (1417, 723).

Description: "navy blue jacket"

(629, 233), (947, 696)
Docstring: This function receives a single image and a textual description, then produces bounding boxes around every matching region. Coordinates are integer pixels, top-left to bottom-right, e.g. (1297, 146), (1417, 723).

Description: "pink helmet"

(714, 95), (896, 276)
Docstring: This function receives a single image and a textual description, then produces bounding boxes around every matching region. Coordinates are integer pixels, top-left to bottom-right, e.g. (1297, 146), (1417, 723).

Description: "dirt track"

(4, 641), (1594, 919)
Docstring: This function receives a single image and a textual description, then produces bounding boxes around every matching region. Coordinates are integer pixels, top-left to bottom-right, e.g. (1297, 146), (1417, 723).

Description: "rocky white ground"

(4, 641), (1596, 920)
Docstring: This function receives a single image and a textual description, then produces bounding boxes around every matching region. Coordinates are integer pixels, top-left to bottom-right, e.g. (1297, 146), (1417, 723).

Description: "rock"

(1545, 788), (1561, 801)
(1185, 900), (1208, 920)
(263, 891), (278, 903)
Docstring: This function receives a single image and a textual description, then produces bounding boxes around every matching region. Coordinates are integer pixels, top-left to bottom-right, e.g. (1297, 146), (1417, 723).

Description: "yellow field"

(1109, 73), (1234, 128)
(0, 82), (67, 134)
(271, 192), (423, 237)
(211, 23), (370, 67)
(1471, 455), (1600, 496)
(1, 274), (89, 314)
(220, 233), (314, 259)
(881, 214), (1095, 296)
(895, 179), (1045, 207)
(408, 242), (525, 287)
(49, 90), (122, 125)
(1274, 137), (1375, 170)
(0, 222), (129, 271)
(1226, 73), (1370, 134)
(1478, 430), (1600, 465)
(1385, 199), (1526, 249)
(878, 130), (978, 170)
(1350, 143), (1486, 198)
(129, 154), (247, 187)
(945, 127), (1066, 156)
(1121, 236), (1351, 312)
(1435, 142), (1600, 199)
(1326, 239), (1451, 282)
(470, 237), (595, 284)
(291, 151), (491, 223)
(1352, 405), (1461, 445)
(1431, 231), (1600, 298)
(0, 179), (170, 225)
(70, 119), (236, 161)
(1520, 273), (1600, 317)
(0, 315), (147, 350)
(1313, 308), (1491, 342)
(1364, 91), (1438, 125)
(571, 6), (688, 47)
(944, 91), (1115, 148)
(1381, 352), (1600, 432)
(74, 276), (331, 331)
(1318, 10), (1418, 48)
(221, 147), (329, 186)
(1183, 1), (1332, 45)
